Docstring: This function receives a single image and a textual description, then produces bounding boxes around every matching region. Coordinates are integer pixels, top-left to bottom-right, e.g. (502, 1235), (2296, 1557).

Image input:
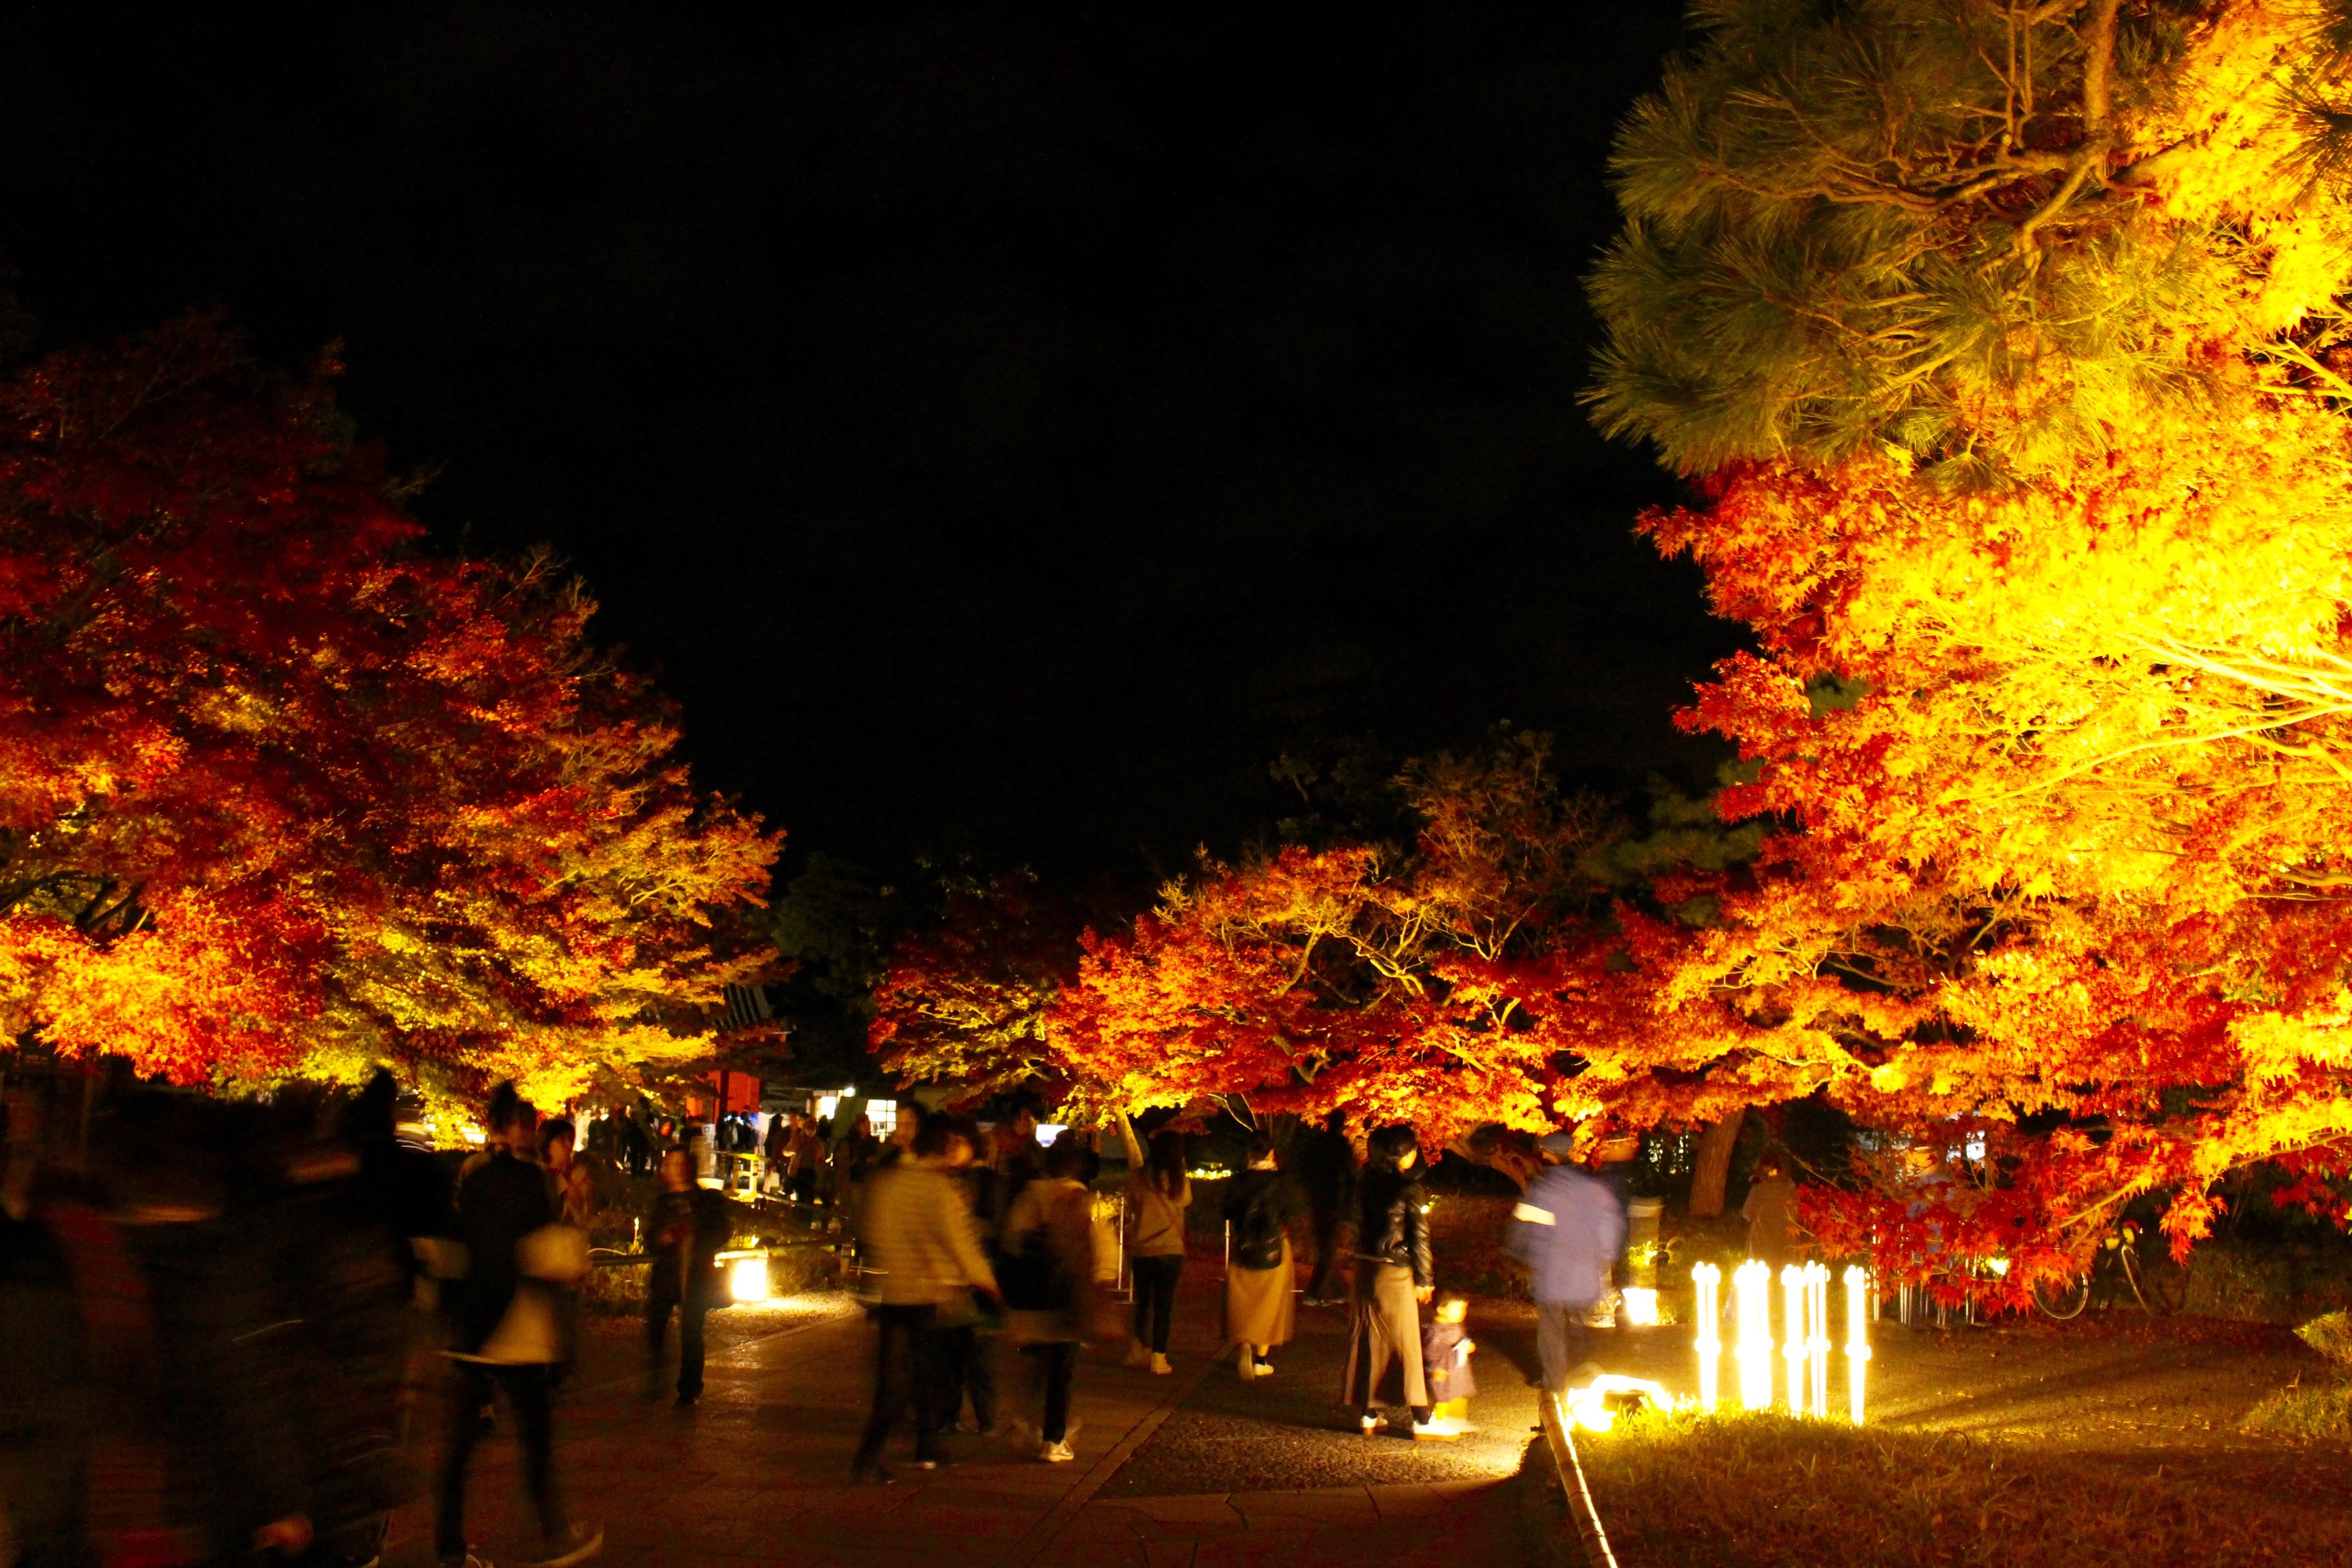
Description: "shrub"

(2240, 1380), (2352, 1442)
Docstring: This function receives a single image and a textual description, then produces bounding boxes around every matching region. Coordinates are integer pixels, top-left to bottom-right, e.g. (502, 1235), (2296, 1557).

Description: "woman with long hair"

(1221, 1132), (1305, 1378)
(1115, 1113), (1191, 1374)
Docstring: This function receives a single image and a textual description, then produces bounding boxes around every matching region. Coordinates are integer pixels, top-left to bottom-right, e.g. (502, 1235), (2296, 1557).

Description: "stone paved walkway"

(386, 1275), (1533, 1568)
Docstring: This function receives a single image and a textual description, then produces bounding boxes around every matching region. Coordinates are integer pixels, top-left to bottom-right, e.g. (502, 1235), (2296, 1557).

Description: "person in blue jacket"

(1505, 1130), (1627, 1394)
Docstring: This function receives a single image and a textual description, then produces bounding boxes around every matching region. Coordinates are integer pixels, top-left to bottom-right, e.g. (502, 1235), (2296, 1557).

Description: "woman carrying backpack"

(1221, 1132), (1305, 1378)
(996, 1133), (1100, 1463)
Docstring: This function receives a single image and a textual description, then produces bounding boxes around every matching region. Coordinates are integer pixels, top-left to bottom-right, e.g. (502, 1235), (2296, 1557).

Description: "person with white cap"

(1506, 1130), (1626, 1394)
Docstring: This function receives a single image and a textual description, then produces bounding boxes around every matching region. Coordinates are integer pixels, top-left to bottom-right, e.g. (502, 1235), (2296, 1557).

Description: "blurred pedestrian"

(1341, 1125), (1443, 1438)
(935, 1115), (1002, 1437)
(786, 1114), (823, 1208)
(644, 1149), (730, 1407)
(1507, 1130), (1626, 1396)
(851, 1117), (999, 1483)
(1742, 1156), (1806, 1272)
(998, 1134), (1098, 1463)
(1115, 1113), (1190, 1375)
(1296, 1109), (1357, 1305)
(1220, 1132), (1304, 1379)
(436, 1083), (602, 1568)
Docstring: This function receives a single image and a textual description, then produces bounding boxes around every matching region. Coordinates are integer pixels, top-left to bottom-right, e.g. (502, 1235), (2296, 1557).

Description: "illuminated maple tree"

(1567, 0), (2352, 1291)
(871, 2), (2352, 1298)
(0, 316), (777, 1102)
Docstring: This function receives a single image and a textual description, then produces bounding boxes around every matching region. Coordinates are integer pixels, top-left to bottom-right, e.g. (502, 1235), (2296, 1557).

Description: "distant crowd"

(0, 1068), (1694, 1568)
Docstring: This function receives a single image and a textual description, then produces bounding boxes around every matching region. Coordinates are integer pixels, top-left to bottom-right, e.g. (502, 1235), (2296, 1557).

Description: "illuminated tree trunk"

(1689, 1111), (1745, 1218)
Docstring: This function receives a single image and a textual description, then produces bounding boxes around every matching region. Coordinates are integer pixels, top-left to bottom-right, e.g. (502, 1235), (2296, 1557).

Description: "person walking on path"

(934, 1115), (1003, 1437)
(1341, 1125), (1447, 1439)
(535, 1117), (595, 1390)
(644, 1148), (730, 1407)
(436, 1085), (602, 1568)
(1220, 1132), (1305, 1379)
(997, 1134), (1099, 1463)
(1742, 1157), (1808, 1273)
(1115, 1112), (1190, 1375)
(1296, 1109), (1358, 1305)
(1506, 1130), (1627, 1395)
(851, 1117), (1000, 1483)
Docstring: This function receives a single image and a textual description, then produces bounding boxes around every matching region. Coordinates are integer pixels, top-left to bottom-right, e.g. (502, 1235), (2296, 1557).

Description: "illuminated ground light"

(1844, 1263), (1871, 1424)
(1564, 1373), (1673, 1434)
(1733, 1260), (1774, 1410)
(1690, 1262), (1721, 1413)
(721, 1252), (770, 1303)
(1619, 1286), (1660, 1326)
(1806, 1261), (1830, 1419)
(1780, 1264), (1808, 1416)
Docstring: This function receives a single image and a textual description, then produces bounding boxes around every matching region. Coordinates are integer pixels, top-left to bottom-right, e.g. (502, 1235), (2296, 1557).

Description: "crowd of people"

(0, 1066), (1661, 1563)
(841, 1107), (1644, 1473)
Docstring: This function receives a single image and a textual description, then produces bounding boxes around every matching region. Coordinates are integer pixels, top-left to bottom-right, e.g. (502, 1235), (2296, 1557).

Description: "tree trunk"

(1688, 1110), (1746, 1218)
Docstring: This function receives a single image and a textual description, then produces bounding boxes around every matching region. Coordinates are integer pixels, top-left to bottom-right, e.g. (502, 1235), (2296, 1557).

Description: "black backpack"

(1231, 1175), (1288, 1270)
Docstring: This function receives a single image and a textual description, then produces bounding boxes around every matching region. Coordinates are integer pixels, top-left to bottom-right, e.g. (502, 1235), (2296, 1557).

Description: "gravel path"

(1098, 1297), (1544, 1497)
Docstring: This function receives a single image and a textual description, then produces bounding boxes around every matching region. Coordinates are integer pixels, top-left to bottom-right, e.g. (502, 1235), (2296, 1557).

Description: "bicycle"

(2031, 1220), (2188, 1318)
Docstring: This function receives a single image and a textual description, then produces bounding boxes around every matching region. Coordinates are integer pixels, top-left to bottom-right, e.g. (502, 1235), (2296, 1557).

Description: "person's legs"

(1143, 1256), (1180, 1352)
(496, 1365), (568, 1543)
(1535, 1300), (1571, 1394)
(434, 1362), (492, 1560)
(908, 1310), (948, 1462)
(1374, 1265), (1428, 1420)
(1040, 1341), (1075, 1443)
(644, 1280), (675, 1362)
(678, 1303), (708, 1399)
(1305, 1203), (1340, 1300)
(1343, 1271), (1392, 1419)
(853, 1306), (919, 1473)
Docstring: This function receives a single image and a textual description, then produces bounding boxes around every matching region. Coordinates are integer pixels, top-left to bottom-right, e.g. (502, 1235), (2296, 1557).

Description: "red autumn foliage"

(0, 317), (777, 1099)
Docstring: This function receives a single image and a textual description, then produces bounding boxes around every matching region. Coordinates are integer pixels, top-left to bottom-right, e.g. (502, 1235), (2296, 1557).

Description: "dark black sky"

(0, 3), (1735, 883)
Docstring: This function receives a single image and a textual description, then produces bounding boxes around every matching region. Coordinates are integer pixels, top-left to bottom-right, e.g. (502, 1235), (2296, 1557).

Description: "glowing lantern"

(1806, 1262), (1830, 1419)
(1844, 1264), (1871, 1425)
(728, 1253), (770, 1303)
(1733, 1260), (1774, 1410)
(1690, 1262), (1720, 1413)
(1565, 1373), (1671, 1434)
(1620, 1286), (1660, 1326)
(1780, 1264), (1808, 1416)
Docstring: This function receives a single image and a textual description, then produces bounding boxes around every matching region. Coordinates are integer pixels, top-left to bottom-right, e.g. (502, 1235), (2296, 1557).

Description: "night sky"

(0, 3), (1736, 886)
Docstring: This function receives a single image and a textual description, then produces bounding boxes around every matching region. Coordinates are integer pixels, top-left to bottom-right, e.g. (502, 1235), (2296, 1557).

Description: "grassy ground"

(1527, 1408), (2352, 1567)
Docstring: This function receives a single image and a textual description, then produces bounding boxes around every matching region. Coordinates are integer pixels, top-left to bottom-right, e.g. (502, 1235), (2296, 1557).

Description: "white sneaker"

(1252, 1356), (1273, 1378)
(1358, 1413), (1382, 1436)
(1039, 1439), (1075, 1463)
(1148, 1352), (1172, 1375)
(521, 1524), (604, 1568)
(1411, 1417), (1466, 1442)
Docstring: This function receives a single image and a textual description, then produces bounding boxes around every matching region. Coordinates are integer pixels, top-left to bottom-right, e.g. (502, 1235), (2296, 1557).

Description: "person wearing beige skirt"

(1222, 1133), (1305, 1376)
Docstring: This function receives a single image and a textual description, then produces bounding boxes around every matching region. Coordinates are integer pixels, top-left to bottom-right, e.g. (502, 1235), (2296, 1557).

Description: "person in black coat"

(436, 1087), (601, 1568)
(1339, 1125), (1439, 1437)
(644, 1147), (732, 1407)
